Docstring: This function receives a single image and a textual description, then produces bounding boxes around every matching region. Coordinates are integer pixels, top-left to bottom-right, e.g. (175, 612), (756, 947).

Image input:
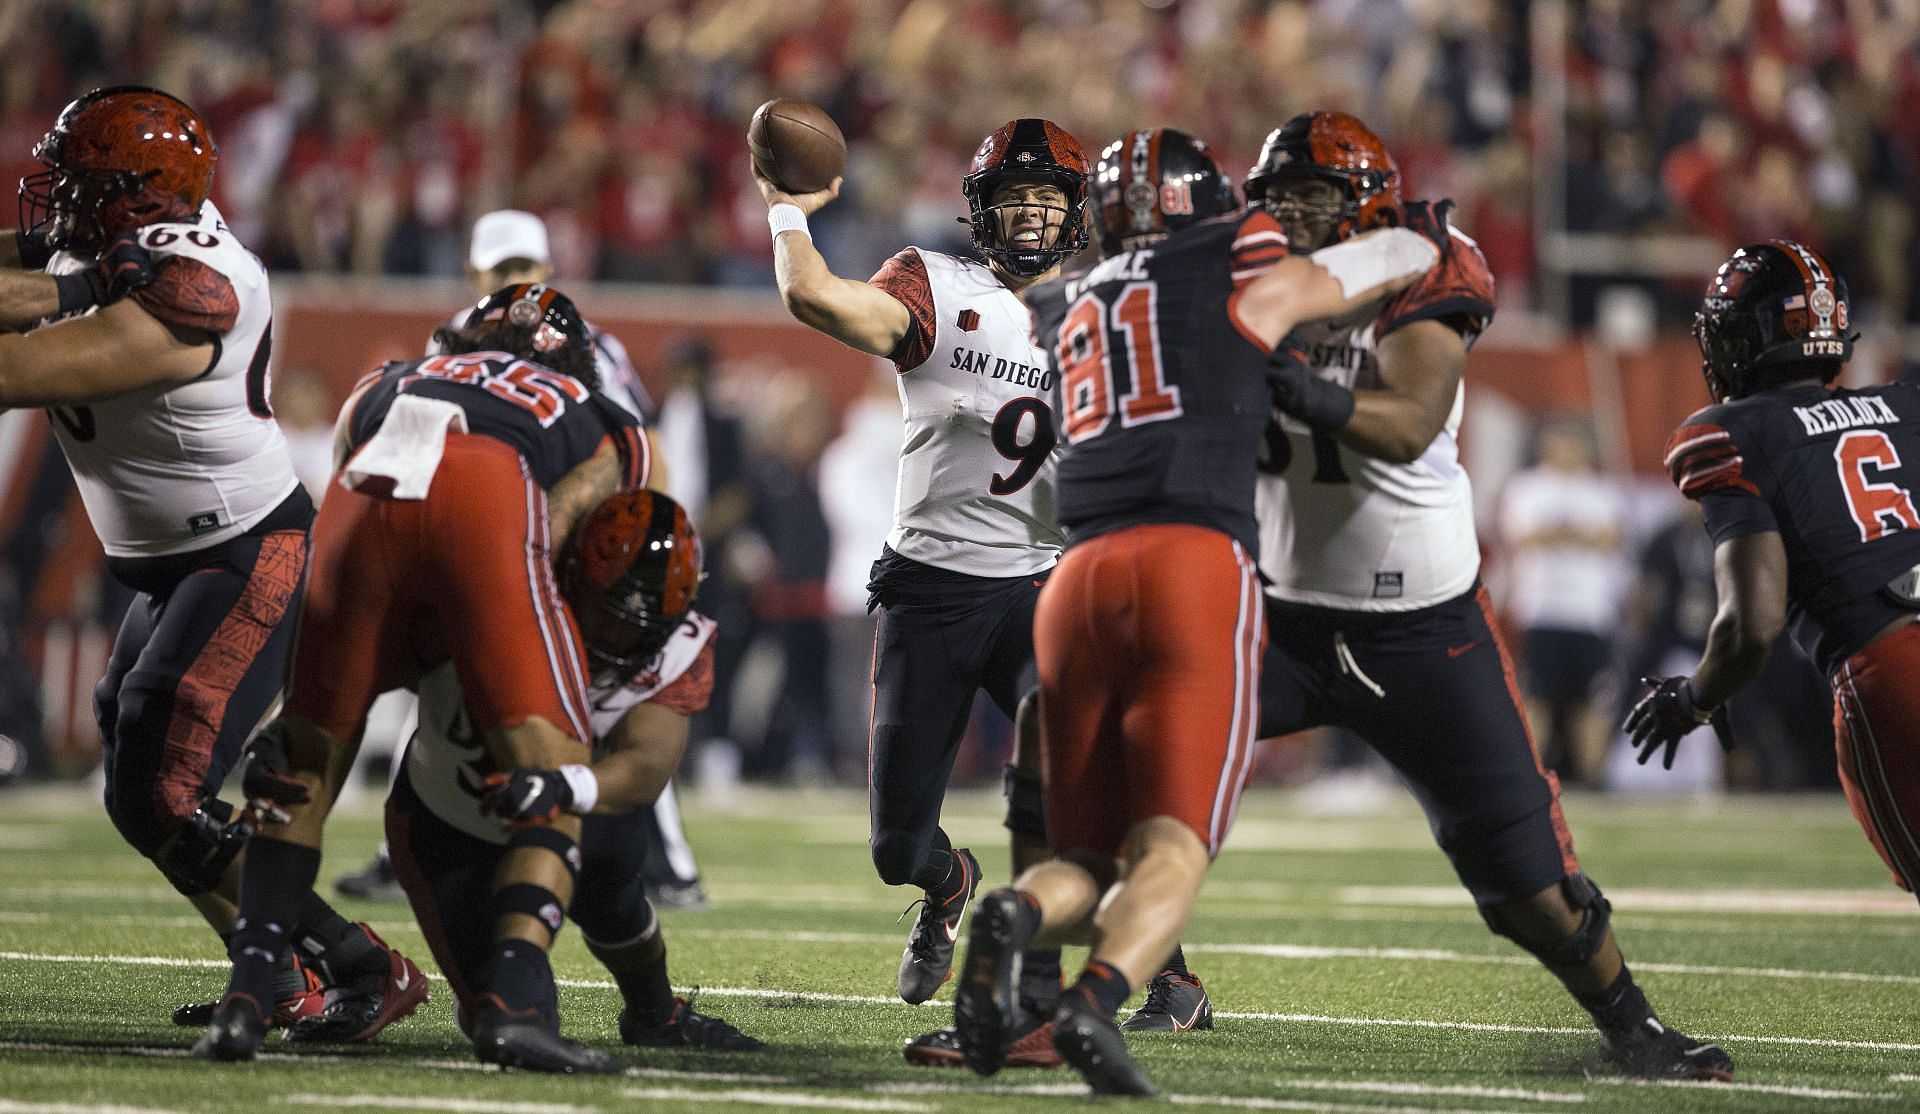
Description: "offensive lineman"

(0, 86), (424, 1038)
(963, 170), (1441, 1095)
(197, 285), (648, 1068)
(393, 489), (762, 1062)
(1635, 241), (1920, 900)
(1247, 111), (1730, 1079)
(756, 119), (1084, 1062)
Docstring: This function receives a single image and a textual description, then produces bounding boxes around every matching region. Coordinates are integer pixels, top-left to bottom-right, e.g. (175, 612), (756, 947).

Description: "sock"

(1068, 959), (1132, 1019)
(912, 847), (959, 897)
(1018, 944), (1063, 1016)
(1577, 966), (1655, 1034)
(1163, 944), (1191, 978)
(226, 837), (322, 1014)
(485, 940), (557, 1024)
(590, 928), (675, 1026)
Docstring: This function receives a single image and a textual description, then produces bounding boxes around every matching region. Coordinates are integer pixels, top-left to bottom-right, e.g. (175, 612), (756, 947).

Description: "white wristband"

(557, 763), (599, 815)
(1311, 228), (1439, 299)
(768, 203), (810, 243)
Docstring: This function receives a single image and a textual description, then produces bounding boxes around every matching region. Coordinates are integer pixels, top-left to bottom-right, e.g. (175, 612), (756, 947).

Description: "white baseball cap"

(469, 210), (550, 272)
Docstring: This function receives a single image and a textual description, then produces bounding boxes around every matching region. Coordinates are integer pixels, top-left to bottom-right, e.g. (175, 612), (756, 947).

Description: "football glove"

(1397, 198), (1455, 255)
(1624, 675), (1735, 769)
(1268, 337), (1355, 432)
(50, 232), (156, 317)
(15, 225), (54, 270)
(481, 768), (573, 827)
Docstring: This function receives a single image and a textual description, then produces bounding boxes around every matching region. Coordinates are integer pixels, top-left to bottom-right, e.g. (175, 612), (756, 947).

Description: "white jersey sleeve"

(868, 248), (1063, 577)
(45, 202), (299, 557)
(407, 612), (716, 843)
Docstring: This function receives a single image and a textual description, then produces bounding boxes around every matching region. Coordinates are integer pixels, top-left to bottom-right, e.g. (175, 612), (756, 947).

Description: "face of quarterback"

(989, 179), (1069, 254)
(1266, 176), (1344, 252)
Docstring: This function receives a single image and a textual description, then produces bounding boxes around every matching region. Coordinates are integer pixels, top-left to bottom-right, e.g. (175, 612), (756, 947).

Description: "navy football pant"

(95, 493), (311, 868)
(1258, 583), (1580, 904)
(866, 551), (1043, 888)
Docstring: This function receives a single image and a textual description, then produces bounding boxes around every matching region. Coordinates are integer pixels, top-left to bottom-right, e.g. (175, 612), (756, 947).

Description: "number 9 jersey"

(1665, 381), (1920, 675)
(44, 201), (297, 557)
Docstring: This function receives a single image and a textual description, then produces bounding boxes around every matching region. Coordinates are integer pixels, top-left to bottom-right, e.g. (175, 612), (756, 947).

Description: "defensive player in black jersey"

(198, 285), (647, 1070)
(1016, 127), (1236, 1037)
(1636, 240), (1920, 898)
(956, 201), (1439, 1093)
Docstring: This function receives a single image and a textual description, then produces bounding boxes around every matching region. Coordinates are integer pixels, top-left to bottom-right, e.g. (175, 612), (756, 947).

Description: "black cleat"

(473, 1004), (622, 1074)
(905, 1016), (1062, 1069)
(621, 996), (766, 1051)
(1121, 969), (1214, 1033)
(334, 848), (407, 903)
(191, 994), (270, 1062)
(1052, 991), (1156, 1097)
(1601, 1017), (1735, 1082)
(174, 955), (325, 1030)
(284, 925), (429, 1044)
(897, 847), (981, 1005)
(952, 887), (1028, 1076)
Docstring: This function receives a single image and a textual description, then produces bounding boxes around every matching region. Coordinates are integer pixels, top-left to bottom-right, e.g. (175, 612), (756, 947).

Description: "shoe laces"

(897, 898), (946, 958)
(1139, 970), (1186, 1014)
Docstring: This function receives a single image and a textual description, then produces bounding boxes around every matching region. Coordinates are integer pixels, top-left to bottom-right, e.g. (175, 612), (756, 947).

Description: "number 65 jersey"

(44, 201), (297, 557)
(1665, 382), (1920, 675)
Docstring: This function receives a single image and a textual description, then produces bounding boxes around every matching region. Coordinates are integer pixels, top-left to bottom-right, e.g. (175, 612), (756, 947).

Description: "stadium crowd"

(3, 0), (1920, 324)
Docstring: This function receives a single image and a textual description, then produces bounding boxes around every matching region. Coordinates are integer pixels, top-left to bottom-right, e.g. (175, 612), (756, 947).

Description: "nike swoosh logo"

(1446, 640), (1481, 659)
(944, 916), (962, 943)
(395, 969), (411, 991)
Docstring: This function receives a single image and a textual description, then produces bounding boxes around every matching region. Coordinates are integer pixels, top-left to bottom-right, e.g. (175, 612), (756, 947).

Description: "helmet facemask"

(965, 172), (1086, 278)
(18, 161), (158, 257)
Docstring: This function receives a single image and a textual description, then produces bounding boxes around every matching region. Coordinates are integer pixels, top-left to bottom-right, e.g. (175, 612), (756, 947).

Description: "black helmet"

(1694, 241), (1855, 401)
(1092, 127), (1237, 256)
(961, 118), (1091, 277)
(458, 283), (596, 388)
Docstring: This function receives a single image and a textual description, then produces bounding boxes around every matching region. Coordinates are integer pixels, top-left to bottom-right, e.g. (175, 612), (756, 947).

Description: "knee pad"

(1479, 871), (1612, 968)
(1001, 762), (1048, 841)
(870, 829), (926, 888)
(495, 882), (568, 940)
(508, 824), (583, 886)
(152, 798), (246, 896)
(578, 886), (659, 951)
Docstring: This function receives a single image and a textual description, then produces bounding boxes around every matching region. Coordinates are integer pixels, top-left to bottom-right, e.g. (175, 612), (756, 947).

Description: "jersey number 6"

(1836, 429), (1920, 543)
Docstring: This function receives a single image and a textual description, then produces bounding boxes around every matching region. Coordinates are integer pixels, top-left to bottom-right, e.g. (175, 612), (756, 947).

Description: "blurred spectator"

(819, 365), (903, 768)
(1606, 501), (1721, 792)
(1498, 418), (1630, 787)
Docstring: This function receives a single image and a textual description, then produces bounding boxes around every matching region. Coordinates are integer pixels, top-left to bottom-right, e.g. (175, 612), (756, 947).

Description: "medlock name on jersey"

(409, 612), (715, 844)
(45, 201), (299, 557)
(882, 249), (1063, 577)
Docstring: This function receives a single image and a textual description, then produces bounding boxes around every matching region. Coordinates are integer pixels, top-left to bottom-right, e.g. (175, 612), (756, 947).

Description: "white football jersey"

(407, 612), (715, 844)
(1256, 227), (1494, 612)
(45, 202), (298, 557)
(876, 248), (1063, 577)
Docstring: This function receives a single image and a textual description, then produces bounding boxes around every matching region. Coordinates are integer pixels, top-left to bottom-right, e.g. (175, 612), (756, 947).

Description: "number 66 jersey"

(1665, 382), (1920, 676)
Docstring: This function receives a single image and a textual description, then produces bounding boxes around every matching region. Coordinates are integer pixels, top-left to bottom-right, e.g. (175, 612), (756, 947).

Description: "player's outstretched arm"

(548, 440), (624, 550)
(753, 166), (911, 357)
(1234, 227), (1436, 351)
(0, 299), (212, 408)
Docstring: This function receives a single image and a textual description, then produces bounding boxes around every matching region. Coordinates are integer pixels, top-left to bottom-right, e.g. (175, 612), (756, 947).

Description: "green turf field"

(2, 783), (1916, 1113)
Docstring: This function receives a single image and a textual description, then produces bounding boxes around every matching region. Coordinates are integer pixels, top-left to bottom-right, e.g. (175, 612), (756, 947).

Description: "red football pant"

(286, 433), (592, 745)
(1832, 622), (1920, 894)
(1035, 523), (1264, 859)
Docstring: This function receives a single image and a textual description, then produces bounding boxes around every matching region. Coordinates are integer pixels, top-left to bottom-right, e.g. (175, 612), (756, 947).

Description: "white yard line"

(0, 1103), (188, 1114)
(1167, 1097), (1528, 1114)
(620, 1089), (917, 1111)
(5, 952), (1918, 1054)
(286, 1096), (595, 1114)
(1338, 885), (1920, 917)
(1589, 1077), (1898, 1101)
(1185, 942), (1920, 986)
(1273, 1079), (1584, 1103)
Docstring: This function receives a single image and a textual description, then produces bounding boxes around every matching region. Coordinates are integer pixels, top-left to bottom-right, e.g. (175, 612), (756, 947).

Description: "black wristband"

(1293, 375), (1356, 431)
(53, 269), (107, 317)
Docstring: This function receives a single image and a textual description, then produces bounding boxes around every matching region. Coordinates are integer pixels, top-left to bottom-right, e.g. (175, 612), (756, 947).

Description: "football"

(748, 99), (847, 194)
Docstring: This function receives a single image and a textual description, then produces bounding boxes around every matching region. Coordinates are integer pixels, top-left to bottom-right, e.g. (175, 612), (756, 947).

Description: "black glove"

(1397, 198), (1456, 255)
(480, 768), (574, 827)
(238, 722), (311, 823)
(50, 232), (156, 317)
(1624, 675), (1735, 769)
(1268, 336), (1354, 432)
(15, 225), (54, 271)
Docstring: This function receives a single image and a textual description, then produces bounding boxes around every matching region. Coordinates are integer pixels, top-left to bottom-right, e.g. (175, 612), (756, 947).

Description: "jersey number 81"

(1055, 282), (1184, 442)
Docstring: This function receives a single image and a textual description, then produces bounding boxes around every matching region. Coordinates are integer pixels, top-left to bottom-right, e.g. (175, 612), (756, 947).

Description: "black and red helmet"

(1244, 110), (1401, 247)
(1694, 240), (1855, 402)
(561, 490), (704, 679)
(961, 118), (1091, 277)
(1092, 127), (1237, 256)
(20, 86), (216, 256)
(461, 283), (596, 387)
